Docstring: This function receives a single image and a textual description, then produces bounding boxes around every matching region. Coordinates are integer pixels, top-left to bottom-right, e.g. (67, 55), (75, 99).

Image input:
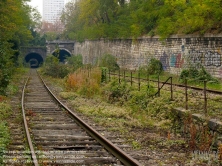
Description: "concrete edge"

(172, 107), (222, 134)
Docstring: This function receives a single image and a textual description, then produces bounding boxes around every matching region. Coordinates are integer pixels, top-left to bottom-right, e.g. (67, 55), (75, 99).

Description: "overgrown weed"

(0, 67), (29, 163)
(65, 72), (184, 132)
(66, 68), (101, 97)
(0, 101), (12, 164)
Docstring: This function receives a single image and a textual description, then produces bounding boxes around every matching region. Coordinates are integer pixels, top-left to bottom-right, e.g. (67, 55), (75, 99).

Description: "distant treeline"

(61, 0), (222, 41)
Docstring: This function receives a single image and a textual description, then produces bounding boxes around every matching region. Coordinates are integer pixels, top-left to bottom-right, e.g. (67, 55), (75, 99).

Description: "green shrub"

(0, 123), (10, 145)
(179, 65), (219, 83)
(0, 122), (10, 164)
(66, 54), (83, 71)
(41, 55), (70, 78)
(98, 54), (119, 72)
(0, 42), (15, 95)
(147, 58), (163, 75)
(103, 79), (130, 104)
(0, 102), (12, 120)
(179, 66), (199, 81)
(101, 67), (108, 82)
(128, 91), (149, 111)
(0, 102), (12, 164)
(138, 65), (148, 77)
(139, 58), (163, 76)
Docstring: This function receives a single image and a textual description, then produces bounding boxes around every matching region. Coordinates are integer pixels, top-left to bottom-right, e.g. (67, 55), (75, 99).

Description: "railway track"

(4, 69), (141, 166)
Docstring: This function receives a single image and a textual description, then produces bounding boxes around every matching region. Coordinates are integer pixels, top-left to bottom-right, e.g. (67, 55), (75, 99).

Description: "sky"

(27, 0), (43, 15)
(27, 0), (71, 16)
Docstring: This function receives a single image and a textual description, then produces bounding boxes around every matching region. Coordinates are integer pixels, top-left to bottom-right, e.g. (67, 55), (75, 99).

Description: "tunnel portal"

(52, 49), (71, 63)
(25, 53), (44, 68)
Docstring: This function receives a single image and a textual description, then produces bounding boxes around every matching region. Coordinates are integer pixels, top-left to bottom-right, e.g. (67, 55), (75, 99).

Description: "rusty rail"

(22, 76), (39, 166)
(37, 72), (142, 166)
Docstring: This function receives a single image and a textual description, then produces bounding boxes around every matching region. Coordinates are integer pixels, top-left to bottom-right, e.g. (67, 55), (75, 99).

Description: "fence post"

(185, 79), (188, 110)
(131, 71), (133, 86)
(124, 70), (125, 82)
(105, 69), (107, 83)
(119, 70), (121, 84)
(204, 81), (207, 116)
(170, 77), (173, 100)
(138, 71), (140, 91)
(88, 66), (90, 78)
(158, 75), (160, 97)
(109, 70), (111, 82)
(147, 74), (150, 94)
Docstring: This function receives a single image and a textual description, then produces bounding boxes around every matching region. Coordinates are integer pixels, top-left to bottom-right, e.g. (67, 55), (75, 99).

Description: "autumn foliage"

(62, 0), (222, 41)
(66, 68), (101, 97)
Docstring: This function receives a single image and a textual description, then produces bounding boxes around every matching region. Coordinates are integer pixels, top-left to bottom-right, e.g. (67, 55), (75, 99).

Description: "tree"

(29, 28), (46, 46)
(61, 0), (222, 40)
(0, 0), (37, 94)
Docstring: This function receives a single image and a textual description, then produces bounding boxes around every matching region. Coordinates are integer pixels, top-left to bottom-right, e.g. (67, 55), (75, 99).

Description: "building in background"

(43, 0), (65, 23)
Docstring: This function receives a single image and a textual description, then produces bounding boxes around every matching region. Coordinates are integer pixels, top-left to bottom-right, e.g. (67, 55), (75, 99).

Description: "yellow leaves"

(0, 0), (32, 42)
(165, 0), (187, 6)
(157, 0), (221, 36)
(130, 24), (142, 37)
(78, 0), (100, 25)
(63, 0), (222, 40)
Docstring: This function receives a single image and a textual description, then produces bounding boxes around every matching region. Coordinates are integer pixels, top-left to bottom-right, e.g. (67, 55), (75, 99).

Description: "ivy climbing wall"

(73, 35), (222, 78)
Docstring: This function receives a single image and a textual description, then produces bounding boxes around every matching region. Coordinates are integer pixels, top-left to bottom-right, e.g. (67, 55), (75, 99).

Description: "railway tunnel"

(52, 49), (71, 62)
(22, 41), (74, 67)
(24, 49), (71, 68)
(25, 53), (44, 68)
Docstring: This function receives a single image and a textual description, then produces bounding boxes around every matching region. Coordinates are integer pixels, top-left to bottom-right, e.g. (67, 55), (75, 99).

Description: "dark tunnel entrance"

(25, 53), (44, 68)
(52, 49), (71, 63)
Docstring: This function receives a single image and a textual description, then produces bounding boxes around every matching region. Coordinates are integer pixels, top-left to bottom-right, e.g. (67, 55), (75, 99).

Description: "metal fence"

(105, 69), (222, 117)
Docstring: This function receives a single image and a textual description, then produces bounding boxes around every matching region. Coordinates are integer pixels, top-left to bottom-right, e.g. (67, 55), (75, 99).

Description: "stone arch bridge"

(21, 41), (75, 68)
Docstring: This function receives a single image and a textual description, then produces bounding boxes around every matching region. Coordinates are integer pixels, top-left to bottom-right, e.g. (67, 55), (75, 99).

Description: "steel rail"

(38, 73), (142, 166)
(22, 76), (39, 166)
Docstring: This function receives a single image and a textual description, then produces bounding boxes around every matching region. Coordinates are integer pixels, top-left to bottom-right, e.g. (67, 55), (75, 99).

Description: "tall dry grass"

(66, 68), (101, 97)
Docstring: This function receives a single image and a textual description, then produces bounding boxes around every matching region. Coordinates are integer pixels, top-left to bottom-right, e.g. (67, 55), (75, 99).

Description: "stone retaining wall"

(73, 34), (222, 78)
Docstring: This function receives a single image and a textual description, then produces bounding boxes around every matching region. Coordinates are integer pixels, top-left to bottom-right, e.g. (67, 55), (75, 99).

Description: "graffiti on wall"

(160, 52), (184, 70)
(188, 49), (203, 65)
(158, 49), (221, 71)
(169, 53), (184, 68)
(169, 54), (176, 67)
(204, 51), (221, 67)
(160, 52), (169, 70)
(219, 68), (222, 76)
(187, 49), (221, 67)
